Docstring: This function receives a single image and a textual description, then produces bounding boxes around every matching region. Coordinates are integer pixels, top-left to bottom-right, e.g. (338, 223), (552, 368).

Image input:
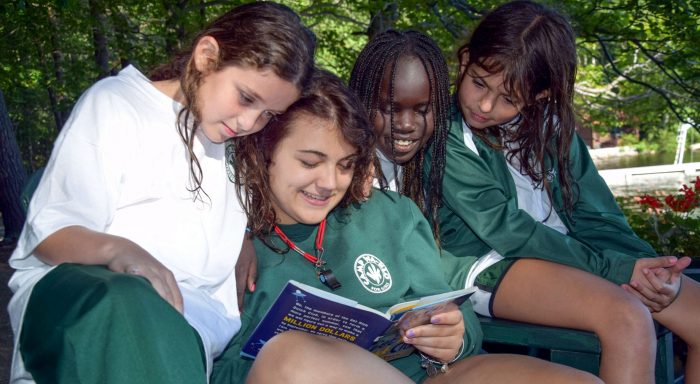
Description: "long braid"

(349, 30), (451, 244)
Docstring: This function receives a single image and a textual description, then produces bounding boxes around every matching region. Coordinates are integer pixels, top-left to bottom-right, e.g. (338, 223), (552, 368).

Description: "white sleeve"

(10, 81), (137, 269)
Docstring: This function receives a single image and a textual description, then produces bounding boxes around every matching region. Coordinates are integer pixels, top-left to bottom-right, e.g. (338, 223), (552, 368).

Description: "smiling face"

(457, 63), (522, 130)
(268, 114), (358, 225)
(373, 56), (435, 165)
(197, 65), (300, 143)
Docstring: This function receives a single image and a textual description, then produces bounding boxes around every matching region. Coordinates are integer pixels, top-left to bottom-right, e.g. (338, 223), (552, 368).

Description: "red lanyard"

(274, 219), (326, 266)
(273, 219), (341, 290)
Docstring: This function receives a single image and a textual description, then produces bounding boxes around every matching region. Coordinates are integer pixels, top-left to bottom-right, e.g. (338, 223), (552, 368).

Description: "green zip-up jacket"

(435, 108), (656, 286)
(211, 190), (482, 382)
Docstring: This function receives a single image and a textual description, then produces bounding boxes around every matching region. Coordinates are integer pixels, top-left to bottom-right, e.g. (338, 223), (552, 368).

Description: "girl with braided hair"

(348, 29), (450, 240)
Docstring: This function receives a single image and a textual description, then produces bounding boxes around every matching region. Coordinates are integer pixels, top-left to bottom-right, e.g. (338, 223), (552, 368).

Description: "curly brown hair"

(149, 2), (316, 201)
(232, 69), (376, 236)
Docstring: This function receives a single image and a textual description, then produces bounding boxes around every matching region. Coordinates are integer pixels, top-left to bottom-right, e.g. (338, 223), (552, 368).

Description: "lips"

(390, 137), (419, 154)
(470, 111), (488, 123)
(222, 122), (237, 138)
(301, 190), (332, 206)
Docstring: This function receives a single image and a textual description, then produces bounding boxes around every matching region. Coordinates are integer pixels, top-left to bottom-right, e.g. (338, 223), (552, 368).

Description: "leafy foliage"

(619, 177), (700, 257)
(1, 0), (699, 171)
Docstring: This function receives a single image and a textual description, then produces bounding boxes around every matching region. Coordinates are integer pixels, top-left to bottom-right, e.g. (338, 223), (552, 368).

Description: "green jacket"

(436, 107), (656, 285)
(211, 190), (482, 382)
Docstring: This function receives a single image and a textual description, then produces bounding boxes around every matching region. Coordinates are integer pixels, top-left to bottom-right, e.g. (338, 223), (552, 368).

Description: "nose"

(316, 165), (338, 191)
(238, 110), (272, 134)
(478, 95), (495, 113)
(395, 110), (417, 133)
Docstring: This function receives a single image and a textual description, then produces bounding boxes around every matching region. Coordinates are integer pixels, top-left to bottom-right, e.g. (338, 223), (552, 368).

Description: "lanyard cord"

(273, 219), (326, 267)
(272, 219), (340, 290)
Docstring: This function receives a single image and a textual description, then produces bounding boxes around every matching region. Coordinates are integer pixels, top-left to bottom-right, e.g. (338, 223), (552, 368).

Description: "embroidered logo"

(354, 254), (392, 293)
(225, 140), (235, 183)
(546, 168), (556, 182)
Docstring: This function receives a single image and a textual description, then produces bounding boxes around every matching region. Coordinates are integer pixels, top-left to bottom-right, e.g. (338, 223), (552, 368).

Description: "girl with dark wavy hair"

(440, 1), (700, 382)
(8, 3), (314, 383)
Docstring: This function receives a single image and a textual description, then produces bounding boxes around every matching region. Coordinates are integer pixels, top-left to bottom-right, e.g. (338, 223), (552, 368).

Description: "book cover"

(241, 280), (475, 361)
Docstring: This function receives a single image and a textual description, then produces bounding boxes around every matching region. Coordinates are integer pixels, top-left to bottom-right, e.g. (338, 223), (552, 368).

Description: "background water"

(595, 149), (700, 170)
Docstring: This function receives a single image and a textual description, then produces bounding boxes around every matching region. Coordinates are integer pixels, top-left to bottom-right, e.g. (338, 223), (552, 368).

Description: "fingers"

(247, 260), (258, 291)
(622, 284), (661, 312)
(235, 234), (258, 312)
(636, 256), (678, 270)
(671, 256), (692, 275)
(124, 263), (184, 313)
(403, 308), (464, 362)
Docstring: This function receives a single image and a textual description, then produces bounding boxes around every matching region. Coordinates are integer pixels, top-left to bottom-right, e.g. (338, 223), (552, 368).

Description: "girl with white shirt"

(7, 3), (314, 383)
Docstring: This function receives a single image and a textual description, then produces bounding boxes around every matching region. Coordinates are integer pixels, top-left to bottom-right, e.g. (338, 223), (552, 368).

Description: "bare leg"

(246, 331), (413, 384)
(653, 276), (700, 384)
(492, 259), (656, 384)
(426, 354), (603, 384)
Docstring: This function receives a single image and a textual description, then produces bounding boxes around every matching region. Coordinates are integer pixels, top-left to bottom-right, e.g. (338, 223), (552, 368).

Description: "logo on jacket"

(354, 254), (392, 293)
(225, 140), (235, 183)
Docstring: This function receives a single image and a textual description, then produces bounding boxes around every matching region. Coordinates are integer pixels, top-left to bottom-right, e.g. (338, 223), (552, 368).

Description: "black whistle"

(319, 269), (341, 290)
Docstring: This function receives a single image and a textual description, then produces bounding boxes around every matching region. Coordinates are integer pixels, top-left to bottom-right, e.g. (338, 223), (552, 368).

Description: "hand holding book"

(241, 280), (475, 361)
(399, 301), (466, 364)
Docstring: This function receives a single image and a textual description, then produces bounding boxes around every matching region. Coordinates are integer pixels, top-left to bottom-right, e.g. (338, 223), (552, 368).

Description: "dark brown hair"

(150, 2), (316, 200)
(233, 69), (376, 235)
(457, 0), (578, 213)
(349, 29), (450, 243)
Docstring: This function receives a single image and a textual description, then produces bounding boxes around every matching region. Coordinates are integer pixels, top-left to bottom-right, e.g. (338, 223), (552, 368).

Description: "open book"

(241, 280), (476, 361)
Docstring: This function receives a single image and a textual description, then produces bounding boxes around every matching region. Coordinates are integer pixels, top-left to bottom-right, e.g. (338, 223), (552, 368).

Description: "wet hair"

(348, 29), (450, 243)
(233, 69), (376, 236)
(150, 2), (316, 200)
(457, 0), (578, 213)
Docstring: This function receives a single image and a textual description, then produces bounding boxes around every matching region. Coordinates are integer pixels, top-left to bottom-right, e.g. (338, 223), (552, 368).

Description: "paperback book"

(241, 280), (476, 361)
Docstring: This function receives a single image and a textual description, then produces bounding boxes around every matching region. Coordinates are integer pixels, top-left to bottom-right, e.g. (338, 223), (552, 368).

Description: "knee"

(90, 272), (160, 312)
(597, 293), (656, 344)
(250, 331), (326, 382)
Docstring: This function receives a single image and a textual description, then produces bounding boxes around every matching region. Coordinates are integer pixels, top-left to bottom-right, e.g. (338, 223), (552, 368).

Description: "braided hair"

(349, 29), (450, 243)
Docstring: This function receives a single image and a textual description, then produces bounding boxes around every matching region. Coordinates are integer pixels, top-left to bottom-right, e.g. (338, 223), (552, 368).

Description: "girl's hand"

(401, 302), (465, 363)
(105, 238), (184, 314)
(35, 226), (184, 313)
(235, 233), (258, 312)
(622, 256), (690, 312)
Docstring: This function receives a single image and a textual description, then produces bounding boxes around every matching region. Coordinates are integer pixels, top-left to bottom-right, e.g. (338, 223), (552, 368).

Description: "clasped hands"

(622, 255), (691, 312)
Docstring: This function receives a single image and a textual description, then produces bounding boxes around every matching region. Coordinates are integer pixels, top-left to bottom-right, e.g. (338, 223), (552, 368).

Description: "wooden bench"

(479, 317), (676, 383)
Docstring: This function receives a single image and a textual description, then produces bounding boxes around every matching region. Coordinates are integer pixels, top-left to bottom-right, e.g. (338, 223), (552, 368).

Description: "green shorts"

(473, 259), (517, 316)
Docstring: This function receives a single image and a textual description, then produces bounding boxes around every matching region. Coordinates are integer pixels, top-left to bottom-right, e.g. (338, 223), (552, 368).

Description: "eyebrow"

(237, 84), (286, 114)
(298, 150), (358, 161)
(297, 149), (327, 158)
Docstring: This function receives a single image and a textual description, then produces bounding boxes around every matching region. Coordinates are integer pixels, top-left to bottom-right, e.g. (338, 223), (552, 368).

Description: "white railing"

(599, 162), (700, 196)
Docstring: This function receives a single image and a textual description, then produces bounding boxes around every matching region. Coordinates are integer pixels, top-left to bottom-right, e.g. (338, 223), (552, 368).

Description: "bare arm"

(35, 225), (183, 313)
(235, 233), (257, 312)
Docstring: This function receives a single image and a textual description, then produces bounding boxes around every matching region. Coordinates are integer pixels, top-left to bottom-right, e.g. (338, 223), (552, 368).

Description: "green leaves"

(2, 0), (699, 171)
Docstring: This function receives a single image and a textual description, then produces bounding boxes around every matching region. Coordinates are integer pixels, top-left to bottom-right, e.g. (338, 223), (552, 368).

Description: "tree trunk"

(0, 90), (28, 243)
(89, 0), (111, 79)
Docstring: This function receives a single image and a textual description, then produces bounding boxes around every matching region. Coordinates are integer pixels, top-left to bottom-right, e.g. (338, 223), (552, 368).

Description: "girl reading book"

(8, 3), (315, 383)
(212, 69), (600, 383)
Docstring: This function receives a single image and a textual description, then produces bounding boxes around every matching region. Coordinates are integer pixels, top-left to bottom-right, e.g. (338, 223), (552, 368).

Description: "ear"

(458, 50), (470, 78)
(193, 36), (220, 73)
